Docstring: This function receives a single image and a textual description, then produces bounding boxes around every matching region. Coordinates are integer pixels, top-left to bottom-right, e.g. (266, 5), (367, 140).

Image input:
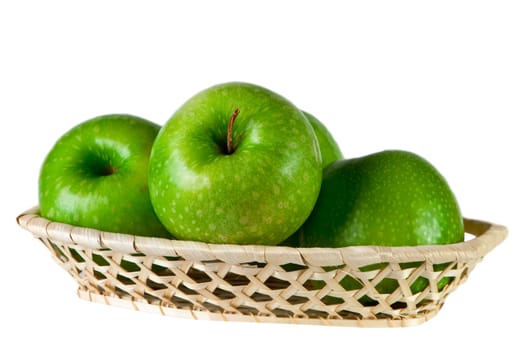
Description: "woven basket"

(17, 207), (507, 327)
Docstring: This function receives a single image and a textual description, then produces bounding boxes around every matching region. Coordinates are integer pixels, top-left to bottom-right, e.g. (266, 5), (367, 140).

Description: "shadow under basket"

(17, 207), (507, 327)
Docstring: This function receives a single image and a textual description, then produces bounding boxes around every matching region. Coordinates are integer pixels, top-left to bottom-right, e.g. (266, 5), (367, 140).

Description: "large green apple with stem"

(39, 114), (171, 238)
(149, 82), (323, 245)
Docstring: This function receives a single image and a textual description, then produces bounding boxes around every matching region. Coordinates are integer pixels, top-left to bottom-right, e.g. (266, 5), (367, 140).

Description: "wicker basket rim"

(17, 206), (507, 266)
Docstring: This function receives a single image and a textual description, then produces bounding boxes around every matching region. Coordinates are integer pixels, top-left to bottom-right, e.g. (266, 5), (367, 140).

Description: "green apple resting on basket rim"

(38, 114), (171, 238)
(148, 81), (323, 245)
(297, 149), (465, 298)
(298, 149), (464, 248)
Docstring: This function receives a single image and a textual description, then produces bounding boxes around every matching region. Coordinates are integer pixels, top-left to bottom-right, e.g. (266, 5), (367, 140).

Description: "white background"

(1, 1), (525, 348)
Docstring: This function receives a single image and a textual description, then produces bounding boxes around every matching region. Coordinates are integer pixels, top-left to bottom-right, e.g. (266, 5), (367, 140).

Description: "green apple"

(149, 82), (323, 245)
(279, 111), (343, 247)
(39, 114), (171, 238)
(299, 149), (464, 247)
(298, 150), (464, 299)
(302, 111), (343, 168)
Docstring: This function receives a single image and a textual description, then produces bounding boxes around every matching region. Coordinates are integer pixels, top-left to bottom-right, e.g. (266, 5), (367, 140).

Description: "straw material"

(17, 207), (507, 327)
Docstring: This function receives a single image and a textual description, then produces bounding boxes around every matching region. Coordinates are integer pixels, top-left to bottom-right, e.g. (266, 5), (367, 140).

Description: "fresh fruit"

(299, 149), (464, 247)
(149, 82), (323, 245)
(298, 149), (464, 299)
(302, 111), (343, 168)
(279, 111), (343, 247)
(39, 114), (171, 238)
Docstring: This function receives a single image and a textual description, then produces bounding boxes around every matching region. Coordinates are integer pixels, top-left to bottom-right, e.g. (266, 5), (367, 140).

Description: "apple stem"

(227, 108), (240, 154)
(103, 164), (120, 176)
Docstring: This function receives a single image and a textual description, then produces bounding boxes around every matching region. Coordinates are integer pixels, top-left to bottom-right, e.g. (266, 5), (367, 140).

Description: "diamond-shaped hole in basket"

(203, 302), (224, 313)
(303, 279), (323, 291)
(117, 274), (136, 286)
(146, 277), (169, 291)
(119, 258), (141, 273)
(150, 261), (176, 277)
(320, 295), (350, 306)
(68, 247), (84, 263)
(212, 287), (236, 300)
(339, 274), (363, 291)
(114, 286), (133, 299)
(92, 252), (110, 266)
(281, 263), (308, 272)
(390, 301), (408, 310)
(416, 298), (434, 308)
(143, 291), (164, 305)
(264, 276), (291, 290)
(251, 292), (273, 302)
(304, 309), (329, 319)
(339, 310), (365, 320)
(178, 282), (199, 295)
(287, 295), (310, 305)
(374, 277), (399, 295)
(237, 305), (260, 315)
(224, 272), (251, 286)
(375, 312), (396, 320)
(271, 308), (294, 318)
(187, 266), (213, 283)
(170, 294), (194, 308)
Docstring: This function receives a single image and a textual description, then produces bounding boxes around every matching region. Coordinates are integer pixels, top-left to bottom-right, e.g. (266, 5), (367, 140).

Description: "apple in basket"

(279, 111), (343, 247)
(302, 111), (343, 169)
(299, 150), (464, 247)
(297, 150), (465, 296)
(148, 82), (323, 245)
(39, 114), (172, 238)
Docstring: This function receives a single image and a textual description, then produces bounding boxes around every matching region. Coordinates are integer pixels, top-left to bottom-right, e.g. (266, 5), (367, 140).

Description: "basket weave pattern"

(17, 207), (506, 327)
